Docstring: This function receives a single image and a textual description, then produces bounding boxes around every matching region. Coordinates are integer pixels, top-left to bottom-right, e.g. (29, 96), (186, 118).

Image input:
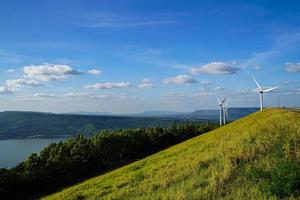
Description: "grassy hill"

(43, 109), (300, 200)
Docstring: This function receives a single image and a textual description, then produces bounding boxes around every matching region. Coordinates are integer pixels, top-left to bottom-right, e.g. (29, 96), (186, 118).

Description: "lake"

(0, 139), (64, 168)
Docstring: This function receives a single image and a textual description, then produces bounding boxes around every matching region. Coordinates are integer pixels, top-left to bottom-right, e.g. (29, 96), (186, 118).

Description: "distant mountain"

(67, 111), (113, 116)
(0, 111), (185, 140)
(0, 108), (260, 139)
(130, 111), (189, 117)
(135, 108), (260, 121)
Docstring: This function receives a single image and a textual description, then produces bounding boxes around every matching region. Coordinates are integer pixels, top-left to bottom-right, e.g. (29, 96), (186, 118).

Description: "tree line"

(0, 122), (217, 199)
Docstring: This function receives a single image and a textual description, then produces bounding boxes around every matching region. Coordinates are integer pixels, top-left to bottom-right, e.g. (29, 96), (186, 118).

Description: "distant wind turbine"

(217, 97), (227, 126)
(252, 76), (280, 111)
(201, 81), (210, 113)
(204, 82), (208, 113)
(223, 98), (229, 125)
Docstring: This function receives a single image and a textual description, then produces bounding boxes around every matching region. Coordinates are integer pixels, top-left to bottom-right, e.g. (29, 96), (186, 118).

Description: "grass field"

(43, 109), (300, 200)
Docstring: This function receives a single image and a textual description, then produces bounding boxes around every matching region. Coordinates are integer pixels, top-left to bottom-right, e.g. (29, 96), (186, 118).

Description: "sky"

(0, 0), (300, 114)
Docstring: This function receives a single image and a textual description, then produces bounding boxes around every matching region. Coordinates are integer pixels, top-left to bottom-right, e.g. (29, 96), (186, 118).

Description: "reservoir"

(0, 138), (64, 168)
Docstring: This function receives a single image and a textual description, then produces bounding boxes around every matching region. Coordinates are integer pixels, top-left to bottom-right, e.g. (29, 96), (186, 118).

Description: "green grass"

(43, 109), (300, 200)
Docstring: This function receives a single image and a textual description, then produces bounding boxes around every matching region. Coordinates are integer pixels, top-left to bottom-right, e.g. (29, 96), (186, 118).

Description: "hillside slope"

(43, 109), (300, 200)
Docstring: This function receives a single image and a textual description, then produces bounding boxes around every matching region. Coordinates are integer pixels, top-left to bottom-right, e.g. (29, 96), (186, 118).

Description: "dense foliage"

(0, 111), (190, 139)
(0, 122), (217, 199)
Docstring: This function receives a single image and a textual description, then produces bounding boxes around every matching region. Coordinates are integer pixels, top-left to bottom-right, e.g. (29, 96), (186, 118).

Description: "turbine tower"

(217, 97), (227, 126)
(252, 76), (279, 111)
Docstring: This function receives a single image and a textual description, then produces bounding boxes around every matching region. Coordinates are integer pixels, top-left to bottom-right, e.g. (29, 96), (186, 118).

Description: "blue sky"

(0, 0), (299, 113)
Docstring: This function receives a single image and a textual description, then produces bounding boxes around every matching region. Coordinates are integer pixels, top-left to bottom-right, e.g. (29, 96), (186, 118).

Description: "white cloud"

(118, 93), (137, 102)
(235, 88), (257, 95)
(34, 93), (57, 98)
(195, 91), (215, 97)
(5, 78), (41, 88)
(163, 92), (187, 98)
(63, 92), (134, 101)
(214, 86), (226, 91)
(191, 61), (240, 75)
(285, 63), (300, 72)
(0, 86), (14, 94)
(164, 75), (197, 85)
(87, 69), (102, 75)
(63, 92), (114, 100)
(23, 63), (84, 81)
(84, 82), (131, 90)
(2, 64), (102, 94)
(138, 78), (156, 88)
(64, 92), (97, 98)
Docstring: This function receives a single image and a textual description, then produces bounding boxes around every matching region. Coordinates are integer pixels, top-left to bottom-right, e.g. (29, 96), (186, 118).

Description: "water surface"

(0, 138), (64, 168)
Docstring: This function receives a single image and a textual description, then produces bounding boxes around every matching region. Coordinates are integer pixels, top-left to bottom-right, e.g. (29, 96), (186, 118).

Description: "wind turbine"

(217, 97), (227, 126)
(252, 76), (279, 111)
(223, 98), (229, 125)
(204, 82), (208, 113)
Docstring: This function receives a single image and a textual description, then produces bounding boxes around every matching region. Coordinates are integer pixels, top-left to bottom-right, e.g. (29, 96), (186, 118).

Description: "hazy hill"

(0, 108), (258, 140)
(66, 111), (113, 116)
(130, 111), (188, 117)
(0, 111), (185, 139)
(130, 108), (259, 120)
(44, 109), (300, 200)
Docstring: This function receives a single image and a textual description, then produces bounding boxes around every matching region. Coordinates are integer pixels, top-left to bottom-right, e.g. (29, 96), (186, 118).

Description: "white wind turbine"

(252, 76), (280, 111)
(223, 98), (229, 125)
(217, 97), (227, 126)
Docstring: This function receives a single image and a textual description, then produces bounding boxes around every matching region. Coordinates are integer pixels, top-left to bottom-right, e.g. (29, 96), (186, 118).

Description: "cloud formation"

(63, 92), (135, 101)
(5, 78), (41, 88)
(0, 86), (14, 94)
(22, 63), (101, 82)
(63, 92), (112, 100)
(23, 63), (84, 81)
(214, 86), (227, 91)
(164, 75), (197, 85)
(34, 93), (57, 98)
(87, 69), (102, 75)
(138, 78), (156, 88)
(191, 61), (240, 75)
(84, 82), (131, 90)
(285, 63), (300, 72)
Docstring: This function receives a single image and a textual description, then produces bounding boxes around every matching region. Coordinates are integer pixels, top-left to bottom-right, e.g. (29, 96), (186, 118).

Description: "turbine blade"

(252, 76), (262, 91)
(217, 96), (221, 104)
(225, 109), (229, 120)
(263, 86), (280, 93)
(221, 97), (227, 104)
(224, 98), (229, 107)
